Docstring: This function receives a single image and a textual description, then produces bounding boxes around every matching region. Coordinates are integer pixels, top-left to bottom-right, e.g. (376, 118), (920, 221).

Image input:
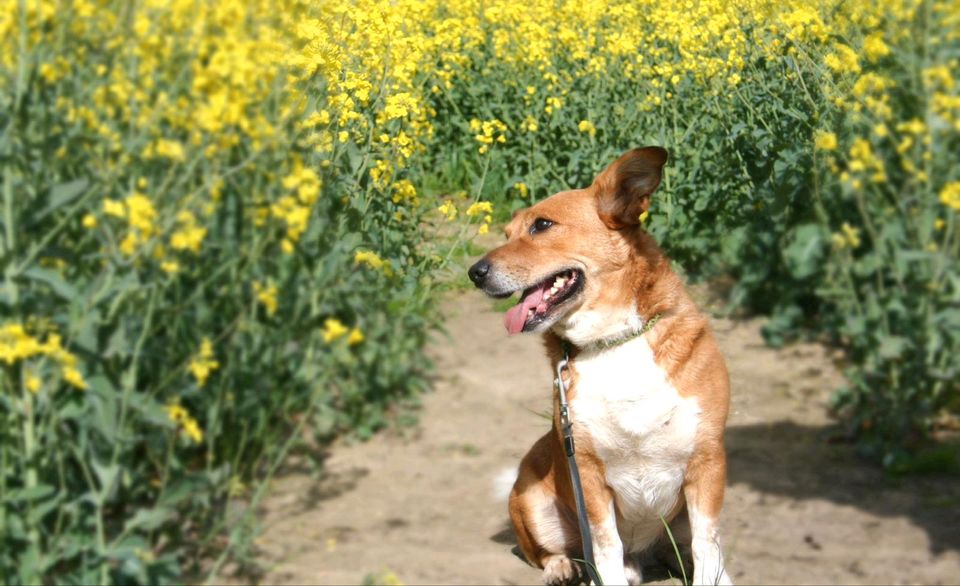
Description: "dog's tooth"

(543, 290), (552, 300)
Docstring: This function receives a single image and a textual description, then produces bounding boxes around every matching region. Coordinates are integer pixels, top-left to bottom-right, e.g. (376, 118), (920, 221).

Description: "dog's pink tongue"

(504, 285), (547, 335)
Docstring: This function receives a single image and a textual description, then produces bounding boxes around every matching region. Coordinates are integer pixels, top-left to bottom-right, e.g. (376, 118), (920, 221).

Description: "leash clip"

(555, 355), (575, 456)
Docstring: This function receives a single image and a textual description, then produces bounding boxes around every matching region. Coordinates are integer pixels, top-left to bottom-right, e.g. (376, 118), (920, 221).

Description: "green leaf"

(35, 178), (90, 221)
(124, 507), (173, 532)
(21, 266), (80, 301)
(4, 484), (55, 503)
(91, 459), (120, 500)
(158, 477), (204, 508)
(28, 493), (63, 524)
(878, 336), (909, 359)
(783, 223), (824, 279)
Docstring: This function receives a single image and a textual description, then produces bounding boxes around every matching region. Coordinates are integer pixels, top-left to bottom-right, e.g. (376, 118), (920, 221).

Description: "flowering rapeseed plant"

(189, 338), (220, 388)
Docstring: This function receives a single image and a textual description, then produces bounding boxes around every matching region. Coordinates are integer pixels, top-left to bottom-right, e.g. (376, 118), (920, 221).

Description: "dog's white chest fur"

(570, 335), (700, 551)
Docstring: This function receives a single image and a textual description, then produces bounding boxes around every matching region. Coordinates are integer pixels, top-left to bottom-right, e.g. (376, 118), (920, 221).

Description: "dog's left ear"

(594, 146), (668, 229)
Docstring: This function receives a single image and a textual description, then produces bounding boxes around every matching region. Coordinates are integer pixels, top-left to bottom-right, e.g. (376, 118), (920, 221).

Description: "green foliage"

(0, 4), (446, 583)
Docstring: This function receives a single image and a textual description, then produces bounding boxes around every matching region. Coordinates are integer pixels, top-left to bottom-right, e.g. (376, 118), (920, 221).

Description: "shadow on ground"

(726, 420), (960, 554)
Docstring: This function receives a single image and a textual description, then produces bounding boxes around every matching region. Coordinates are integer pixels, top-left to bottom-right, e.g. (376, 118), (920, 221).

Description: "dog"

(468, 147), (732, 585)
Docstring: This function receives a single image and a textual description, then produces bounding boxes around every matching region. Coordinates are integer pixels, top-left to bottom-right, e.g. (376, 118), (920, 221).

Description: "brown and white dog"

(468, 147), (732, 585)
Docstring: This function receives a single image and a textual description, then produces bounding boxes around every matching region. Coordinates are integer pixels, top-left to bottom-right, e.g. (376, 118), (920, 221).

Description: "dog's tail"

(492, 466), (519, 501)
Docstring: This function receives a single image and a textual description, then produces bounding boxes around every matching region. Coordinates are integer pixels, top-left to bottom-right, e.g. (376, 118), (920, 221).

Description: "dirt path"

(254, 289), (960, 585)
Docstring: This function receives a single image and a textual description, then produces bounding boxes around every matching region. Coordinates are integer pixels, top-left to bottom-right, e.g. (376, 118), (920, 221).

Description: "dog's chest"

(569, 336), (700, 549)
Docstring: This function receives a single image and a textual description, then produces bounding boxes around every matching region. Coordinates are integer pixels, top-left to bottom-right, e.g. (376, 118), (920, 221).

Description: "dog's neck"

(553, 308), (663, 352)
(552, 303), (648, 348)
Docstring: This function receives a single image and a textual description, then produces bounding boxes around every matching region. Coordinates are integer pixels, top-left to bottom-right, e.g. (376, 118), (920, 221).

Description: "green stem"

(72, 444), (109, 584)
(110, 287), (158, 469)
(20, 367), (42, 584)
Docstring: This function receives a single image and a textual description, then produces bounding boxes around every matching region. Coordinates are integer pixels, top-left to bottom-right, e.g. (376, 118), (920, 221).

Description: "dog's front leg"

(585, 490), (629, 585)
(683, 447), (732, 586)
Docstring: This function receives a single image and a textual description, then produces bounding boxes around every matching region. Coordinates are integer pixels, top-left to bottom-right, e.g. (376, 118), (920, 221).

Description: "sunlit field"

(1, 0), (957, 582)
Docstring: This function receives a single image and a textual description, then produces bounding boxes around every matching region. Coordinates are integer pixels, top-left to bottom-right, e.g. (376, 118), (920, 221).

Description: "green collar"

(561, 312), (664, 356)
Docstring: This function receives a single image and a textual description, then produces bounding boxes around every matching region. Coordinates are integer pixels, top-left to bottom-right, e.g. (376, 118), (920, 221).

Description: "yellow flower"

(0, 324), (37, 365)
(383, 92), (420, 120)
(1, 325), (86, 393)
(513, 182), (529, 198)
(25, 373), (41, 393)
(466, 201), (493, 217)
(82, 214), (97, 229)
(170, 211), (207, 253)
(814, 131), (837, 151)
(896, 118), (927, 135)
(183, 419), (204, 444)
(391, 179), (418, 204)
(188, 337), (219, 388)
(169, 227), (207, 253)
(824, 44), (860, 75)
(124, 193), (157, 234)
(934, 218), (946, 230)
(143, 139), (186, 162)
(842, 222), (861, 248)
(253, 282), (278, 316)
(940, 181), (960, 211)
(165, 403), (203, 444)
(323, 318), (349, 343)
(103, 198), (126, 218)
(639, 211), (650, 224)
(577, 120), (597, 138)
(347, 328), (364, 346)
(863, 32), (890, 63)
(478, 223), (489, 235)
(161, 261), (180, 274)
(166, 404), (188, 424)
(354, 250), (384, 269)
(62, 367), (87, 390)
(437, 199), (457, 221)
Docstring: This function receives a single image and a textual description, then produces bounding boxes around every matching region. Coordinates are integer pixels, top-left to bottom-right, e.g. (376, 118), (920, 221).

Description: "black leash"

(555, 346), (602, 585)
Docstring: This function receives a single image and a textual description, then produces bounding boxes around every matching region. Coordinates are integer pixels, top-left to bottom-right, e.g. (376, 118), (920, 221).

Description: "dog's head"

(468, 147), (668, 344)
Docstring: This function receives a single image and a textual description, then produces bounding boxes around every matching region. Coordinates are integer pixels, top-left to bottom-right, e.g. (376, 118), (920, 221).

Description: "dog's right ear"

(594, 147), (668, 229)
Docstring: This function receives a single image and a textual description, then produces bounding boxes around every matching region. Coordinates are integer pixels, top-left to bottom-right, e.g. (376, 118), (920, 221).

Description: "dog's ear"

(594, 147), (668, 229)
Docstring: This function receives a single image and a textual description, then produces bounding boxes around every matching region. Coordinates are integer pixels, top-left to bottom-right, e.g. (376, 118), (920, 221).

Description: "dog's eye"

(530, 218), (554, 235)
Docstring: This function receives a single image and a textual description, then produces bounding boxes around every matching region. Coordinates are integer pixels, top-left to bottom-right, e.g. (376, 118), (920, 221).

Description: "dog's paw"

(623, 560), (642, 586)
(542, 555), (582, 586)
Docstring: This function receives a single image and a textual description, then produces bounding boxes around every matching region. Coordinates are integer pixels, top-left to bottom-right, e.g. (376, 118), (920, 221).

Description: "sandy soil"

(252, 288), (960, 585)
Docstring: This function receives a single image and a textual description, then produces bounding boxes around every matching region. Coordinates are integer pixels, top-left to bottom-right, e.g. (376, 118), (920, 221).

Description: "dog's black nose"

(468, 259), (491, 286)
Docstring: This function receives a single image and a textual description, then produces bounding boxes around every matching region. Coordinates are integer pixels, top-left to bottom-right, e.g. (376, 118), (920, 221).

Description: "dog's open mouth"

(504, 269), (584, 334)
